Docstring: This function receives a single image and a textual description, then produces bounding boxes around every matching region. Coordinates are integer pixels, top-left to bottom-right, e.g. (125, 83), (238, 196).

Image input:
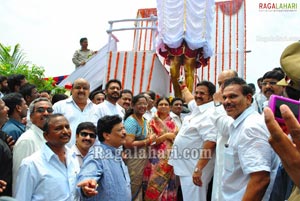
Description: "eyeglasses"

(35, 107), (54, 113)
(79, 132), (96, 139)
(261, 81), (277, 86)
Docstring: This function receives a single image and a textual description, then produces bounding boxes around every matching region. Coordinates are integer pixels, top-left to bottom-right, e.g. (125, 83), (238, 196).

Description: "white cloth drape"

(156, 0), (215, 58)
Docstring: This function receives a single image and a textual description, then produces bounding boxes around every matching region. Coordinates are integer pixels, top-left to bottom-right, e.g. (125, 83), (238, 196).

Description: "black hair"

(97, 115), (122, 142)
(156, 97), (170, 107)
(105, 79), (122, 91)
(52, 93), (68, 105)
(89, 90), (105, 100)
(76, 122), (97, 135)
(171, 97), (184, 106)
(196, 80), (216, 96)
(19, 83), (36, 99)
(145, 90), (156, 100)
(43, 113), (64, 133)
(262, 70), (285, 81)
(224, 77), (254, 96)
(80, 37), (87, 44)
(124, 93), (147, 120)
(2, 92), (24, 116)
(120, 89), (133, 97)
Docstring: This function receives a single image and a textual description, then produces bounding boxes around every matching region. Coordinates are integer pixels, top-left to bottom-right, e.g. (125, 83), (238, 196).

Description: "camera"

(268, 94), (300, 123)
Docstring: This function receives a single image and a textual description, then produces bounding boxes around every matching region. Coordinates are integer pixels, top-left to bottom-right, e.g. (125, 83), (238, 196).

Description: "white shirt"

(53, 97), (99, 147)
(252, 91), (267, 113)
(210, 105), (234, 201)
(169, 111), (182, 128)
(15, 144), (80, 200)
(95, 100), (124, 119)
(221, 107), (279, 201)
(12, 124), (45, 194)
(168, 100), (217, 176)
(71, 144), (84, 167)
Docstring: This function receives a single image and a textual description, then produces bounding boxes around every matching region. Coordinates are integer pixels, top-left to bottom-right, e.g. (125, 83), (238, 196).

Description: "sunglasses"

(35, 107), (54, 113)
(79, 132), (96, 139)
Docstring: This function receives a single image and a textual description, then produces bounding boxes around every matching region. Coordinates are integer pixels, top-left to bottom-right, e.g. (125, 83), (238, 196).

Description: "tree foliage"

(0, 43), (65, 94)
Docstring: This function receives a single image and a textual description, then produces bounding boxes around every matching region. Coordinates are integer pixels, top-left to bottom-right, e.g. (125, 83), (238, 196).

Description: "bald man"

(53, 78), (99, 147)
(211, 69), (238, 201)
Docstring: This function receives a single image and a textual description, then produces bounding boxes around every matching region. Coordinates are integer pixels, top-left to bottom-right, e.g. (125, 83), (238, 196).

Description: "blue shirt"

(2, 118), (25, 141)
(14, 144), (80, 201)
(77, 143), (131, 201)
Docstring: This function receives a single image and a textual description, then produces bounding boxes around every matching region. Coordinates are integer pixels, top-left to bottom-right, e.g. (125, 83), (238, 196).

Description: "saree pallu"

(143, 115), (178, 201)
(125, 147), (148, 201)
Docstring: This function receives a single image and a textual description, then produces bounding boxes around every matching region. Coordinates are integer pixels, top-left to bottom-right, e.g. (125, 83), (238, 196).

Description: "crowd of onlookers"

(1, 41), (300, 201)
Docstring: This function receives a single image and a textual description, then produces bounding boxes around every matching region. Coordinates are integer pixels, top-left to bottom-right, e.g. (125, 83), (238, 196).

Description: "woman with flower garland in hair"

(123, 94), (156, 201)
(143, 97), (178, 201)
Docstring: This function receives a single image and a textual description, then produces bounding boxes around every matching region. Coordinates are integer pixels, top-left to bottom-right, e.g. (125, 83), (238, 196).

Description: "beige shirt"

(72, 49), (94, 68)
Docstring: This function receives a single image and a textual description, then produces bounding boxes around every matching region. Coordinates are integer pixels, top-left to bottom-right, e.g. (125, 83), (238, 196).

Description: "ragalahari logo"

(259, 2), (297, 12)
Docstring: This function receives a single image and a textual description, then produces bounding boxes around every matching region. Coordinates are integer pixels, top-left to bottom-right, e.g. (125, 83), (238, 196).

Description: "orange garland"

(236, 0), (239, 73)
(138, 21), (144, 51)
(139, 51), (146, 93)
(107, 51), (113, 83)
(144, 20), (149, 51)
(122, 52), (128, 89)
(114, 52), (120, 79)
(147, 53), (156, 91)
(132, 52), (138, 94)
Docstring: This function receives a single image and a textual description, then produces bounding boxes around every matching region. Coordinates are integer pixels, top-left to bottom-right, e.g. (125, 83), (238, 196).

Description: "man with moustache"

(169, 81), (217, 201)
(15, 114), (80, 200)
(77, 115), (131, 200)
(117, 89), (133, 115)
(2, 93), (28, 142)
(261, 70), (285, 108)
(53, 78), (98, 147)
(12, 97), (53, 194)
(72, 122), (97, 167)
(221, 77), (279, 200)
(95, 79), (124, 119)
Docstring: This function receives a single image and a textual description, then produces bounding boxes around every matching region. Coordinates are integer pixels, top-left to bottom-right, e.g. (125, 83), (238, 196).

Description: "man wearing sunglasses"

(72, 122), (97, 167)
(12, 97), (53, 194)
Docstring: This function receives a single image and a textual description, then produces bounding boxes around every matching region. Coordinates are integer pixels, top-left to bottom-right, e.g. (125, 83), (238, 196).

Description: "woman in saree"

(143, 97), (178, 201)
(124, 94), (156, 201)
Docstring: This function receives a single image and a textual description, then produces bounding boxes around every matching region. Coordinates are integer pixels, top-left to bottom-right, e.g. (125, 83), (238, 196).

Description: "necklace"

(132, 114), (146, 137)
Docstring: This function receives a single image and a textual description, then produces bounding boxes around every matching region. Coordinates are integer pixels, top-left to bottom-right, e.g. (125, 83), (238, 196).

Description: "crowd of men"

(0, 41), (300, 200)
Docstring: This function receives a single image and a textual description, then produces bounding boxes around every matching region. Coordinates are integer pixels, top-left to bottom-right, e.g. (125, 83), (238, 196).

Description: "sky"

(1, 0), (299, 89)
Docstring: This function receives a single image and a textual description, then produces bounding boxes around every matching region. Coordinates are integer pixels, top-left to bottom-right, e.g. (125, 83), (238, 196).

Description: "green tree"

(0, 42), (65, 94)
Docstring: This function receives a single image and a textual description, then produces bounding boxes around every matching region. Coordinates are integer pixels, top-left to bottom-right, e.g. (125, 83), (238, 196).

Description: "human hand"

(164, 132), (176, 141)
(192, 168), (203, 186)
(6, 135), (15, 151)
(0, 180), (7, 193)
(149, 134), (157, 145)
(213, 88), (223, 104)
(77, 179), (98, 197)
(264, 105), (300, 187)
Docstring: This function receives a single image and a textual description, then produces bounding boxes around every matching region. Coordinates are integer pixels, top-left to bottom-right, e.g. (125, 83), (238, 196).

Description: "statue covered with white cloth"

(156, 0), (215, 97)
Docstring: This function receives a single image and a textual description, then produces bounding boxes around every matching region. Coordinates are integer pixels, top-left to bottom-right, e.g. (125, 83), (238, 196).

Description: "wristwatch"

(194, 167), (200, 173)
(214, 101), (222, 107)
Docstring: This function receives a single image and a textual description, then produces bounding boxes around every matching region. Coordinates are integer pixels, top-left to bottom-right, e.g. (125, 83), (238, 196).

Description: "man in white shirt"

(221, 77), (279, 201)
(117, 89), (133, 115)
(142, 91), (157, 121)
(14, 114), (80, 200)
(71, 122), (96, 167)
(169, 81), (217, 201)
(53, 78), (99, 147)
(95, 79), (124, 119)
(211, 69), (237, 201)
(169, 97), (184, 128)
(12, 97), (53, 194)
